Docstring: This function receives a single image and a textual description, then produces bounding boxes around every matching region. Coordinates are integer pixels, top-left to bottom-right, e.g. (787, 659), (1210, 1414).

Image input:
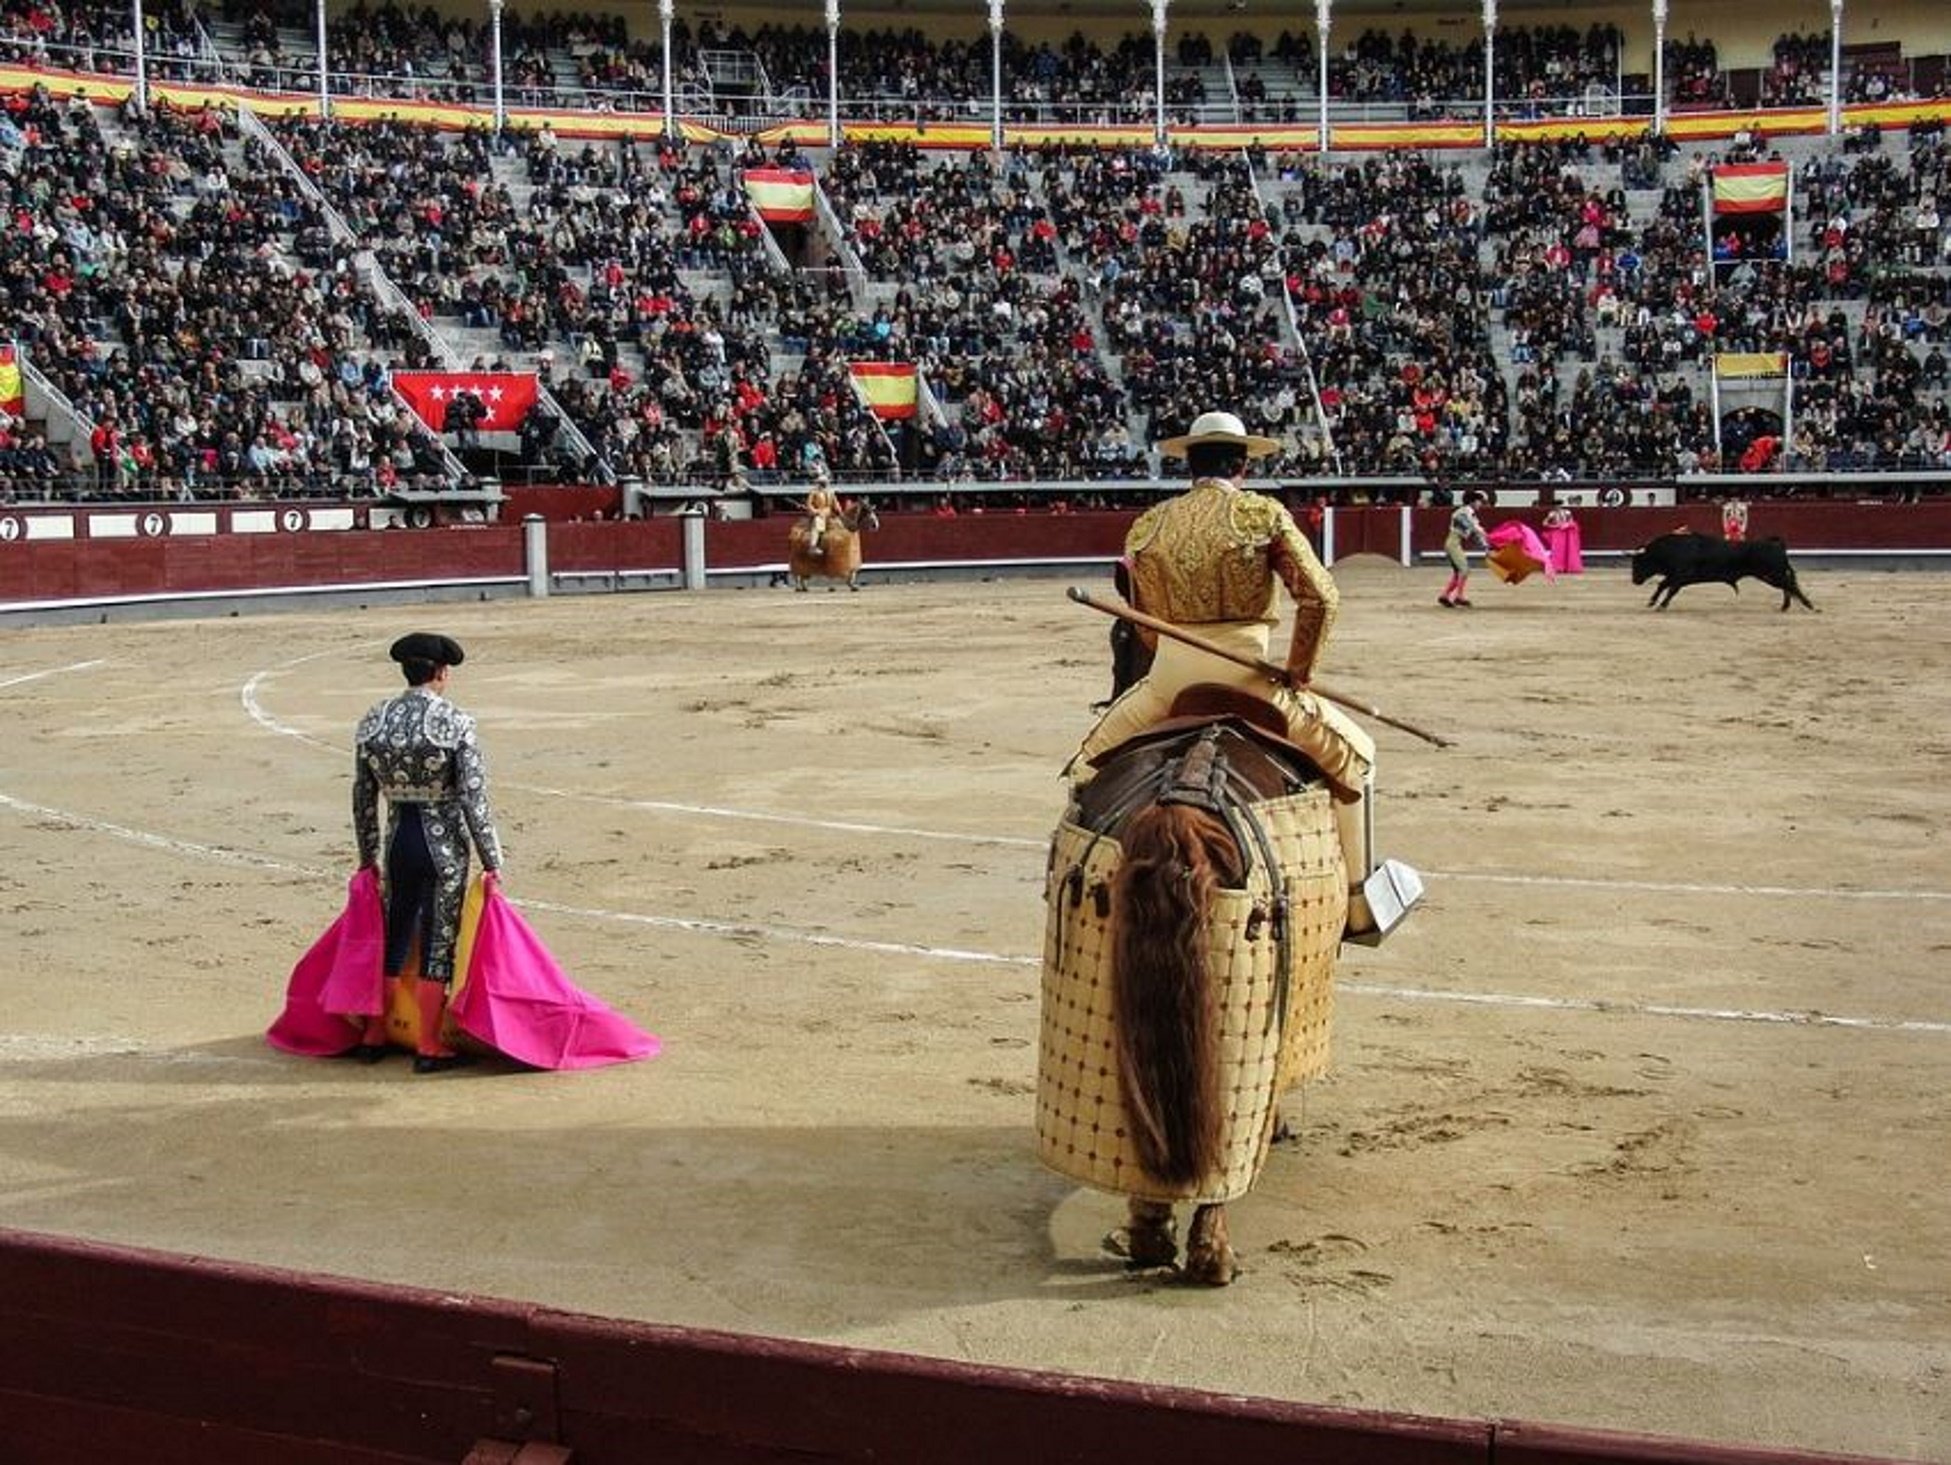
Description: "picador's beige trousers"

(1070, 627), (1377, 884)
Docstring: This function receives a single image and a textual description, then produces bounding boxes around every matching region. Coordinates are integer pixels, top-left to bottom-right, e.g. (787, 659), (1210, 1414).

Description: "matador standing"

(353, 632), (504, 1073)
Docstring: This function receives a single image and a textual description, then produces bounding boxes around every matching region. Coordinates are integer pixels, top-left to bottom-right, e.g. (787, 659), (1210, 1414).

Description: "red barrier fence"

(3, 503), (1948, 614)
(0, 1229), (1914, 1465)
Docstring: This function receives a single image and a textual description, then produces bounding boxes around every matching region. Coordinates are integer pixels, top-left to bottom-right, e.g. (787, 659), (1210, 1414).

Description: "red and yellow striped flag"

(742, 168), (815, 223)
(849, 362), (918, 420)
(0, 344), (22, 418)
(1711, 163), (1789, 215)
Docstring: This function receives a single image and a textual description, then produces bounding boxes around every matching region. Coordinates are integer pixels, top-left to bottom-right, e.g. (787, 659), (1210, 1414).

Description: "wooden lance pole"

(1068, 586), (1453, 748)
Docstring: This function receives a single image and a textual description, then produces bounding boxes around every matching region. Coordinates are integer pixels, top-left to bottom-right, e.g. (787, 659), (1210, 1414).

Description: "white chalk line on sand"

(2, 790), (1947, 1041)
(240, 664), (1951, 904)
(0, 658), (106, 690)
(243, 666), (1039, 848)
(5, 657), (1950, 1039)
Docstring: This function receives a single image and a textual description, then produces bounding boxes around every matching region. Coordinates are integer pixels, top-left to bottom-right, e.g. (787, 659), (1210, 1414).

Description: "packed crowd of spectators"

(0, 0), (210, 81)
(6, 11), (1951, 499)
(2, 87), (453, 501)
(1308, 23), (1623, 119)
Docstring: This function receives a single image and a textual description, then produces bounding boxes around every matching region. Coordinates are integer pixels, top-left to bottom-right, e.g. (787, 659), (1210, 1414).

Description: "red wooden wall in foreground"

(0, 1229), (1917, 1465)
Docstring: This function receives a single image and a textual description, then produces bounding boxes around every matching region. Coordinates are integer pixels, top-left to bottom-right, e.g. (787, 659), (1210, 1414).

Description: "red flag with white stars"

(392, 372), (540, 432)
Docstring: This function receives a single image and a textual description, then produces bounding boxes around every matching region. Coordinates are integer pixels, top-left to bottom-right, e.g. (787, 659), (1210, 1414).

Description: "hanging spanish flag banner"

(1711, 163), (1789, 215)
(742, 167), (816, 223)
(0, 344), (23, 418)
(1715, 352), (1790, 379)
(849, 362), (918, 420)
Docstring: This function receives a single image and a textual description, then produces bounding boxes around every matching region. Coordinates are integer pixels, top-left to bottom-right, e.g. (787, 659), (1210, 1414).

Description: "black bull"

(1630, 532), (1817, 612)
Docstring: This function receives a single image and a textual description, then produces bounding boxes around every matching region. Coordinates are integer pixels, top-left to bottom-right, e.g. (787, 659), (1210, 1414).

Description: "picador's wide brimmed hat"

(389, 632), (466, 668)
(1157, 410), (1281, 460)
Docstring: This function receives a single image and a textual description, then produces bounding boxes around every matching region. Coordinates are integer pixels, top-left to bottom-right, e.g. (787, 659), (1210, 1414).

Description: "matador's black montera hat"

(389, 632), (466, 668)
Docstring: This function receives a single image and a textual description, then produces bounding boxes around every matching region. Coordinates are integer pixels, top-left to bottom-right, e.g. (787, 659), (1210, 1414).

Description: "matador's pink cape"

(266, 867), (386, 1055)
(448, 878), (660, 1070)
(1485, 519), (1554, 584)
(268, 870), (659, 1071)
(1543, 517), (1585, 575)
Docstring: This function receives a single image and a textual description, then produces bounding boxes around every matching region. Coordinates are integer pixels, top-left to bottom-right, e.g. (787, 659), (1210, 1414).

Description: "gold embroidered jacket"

(1124, 478), (1338, 682)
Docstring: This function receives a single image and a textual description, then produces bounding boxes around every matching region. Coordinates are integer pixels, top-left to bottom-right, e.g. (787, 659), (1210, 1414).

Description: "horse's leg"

(1105, 1198), (1178, 1268)
(1183, 1203), (1237, 1286)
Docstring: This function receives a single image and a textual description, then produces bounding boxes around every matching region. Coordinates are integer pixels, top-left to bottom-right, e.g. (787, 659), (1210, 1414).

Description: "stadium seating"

(1, 7), (1947, 501)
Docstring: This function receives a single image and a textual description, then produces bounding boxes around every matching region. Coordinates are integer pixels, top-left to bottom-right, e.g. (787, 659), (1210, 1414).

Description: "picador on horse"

(1038, 411), (1426, 1285)
(785, 469), (878, 591)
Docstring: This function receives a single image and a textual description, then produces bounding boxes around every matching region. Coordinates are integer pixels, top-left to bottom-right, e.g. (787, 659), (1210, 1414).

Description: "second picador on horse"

(785, 470), (878, 591)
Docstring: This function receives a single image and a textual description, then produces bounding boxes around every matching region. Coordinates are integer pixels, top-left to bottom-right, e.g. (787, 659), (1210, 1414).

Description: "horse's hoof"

(1182, 1242), (1238, 1286)
(1183, 1204), (1235, 1284)
(1102, 1224), (1178, 1269)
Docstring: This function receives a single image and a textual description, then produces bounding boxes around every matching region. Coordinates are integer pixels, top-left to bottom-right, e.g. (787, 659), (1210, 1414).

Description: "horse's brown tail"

(1112, 802), (1233, 1187)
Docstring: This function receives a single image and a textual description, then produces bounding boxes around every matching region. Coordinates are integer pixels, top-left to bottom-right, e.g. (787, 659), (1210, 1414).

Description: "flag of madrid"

(392, 372), (540, 432)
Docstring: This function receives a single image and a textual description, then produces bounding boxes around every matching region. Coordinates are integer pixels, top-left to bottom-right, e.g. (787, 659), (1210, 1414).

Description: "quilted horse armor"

(1036, 716), (1348, 1204)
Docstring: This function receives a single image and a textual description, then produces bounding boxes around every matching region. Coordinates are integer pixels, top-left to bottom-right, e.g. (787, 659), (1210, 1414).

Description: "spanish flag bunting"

(0, 344), (22, 418)
(849, 362), (918, 420)
(1711, 162), (1789, 215)
(743, 167), (816, 223)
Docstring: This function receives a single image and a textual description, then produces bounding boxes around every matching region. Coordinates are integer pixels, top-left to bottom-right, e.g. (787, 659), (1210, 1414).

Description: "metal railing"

(13, 31), (1946, 146)
(16, 346), (95, 465)
(811, 177), (870, 307)
(1238, 147), (1341, 474)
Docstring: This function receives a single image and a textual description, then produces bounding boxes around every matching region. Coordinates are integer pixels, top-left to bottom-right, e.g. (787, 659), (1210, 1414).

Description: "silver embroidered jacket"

(353, 686), (503, 981)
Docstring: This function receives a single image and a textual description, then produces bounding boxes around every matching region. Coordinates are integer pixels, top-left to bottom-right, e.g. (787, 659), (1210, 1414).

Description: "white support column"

(1398, 504), (1414, 568)
(316, 0), (330, 118)
(1151, 0), (1168, 153)
(1827, 0), (1844, 136)
(1315, 0), (1330, 153)
(826, 0), (841, 149)
(131, 0), (148, 110)
(524, 515), (550, 597)
(489, 0), (505, 134)
(1482, 0), (1497, 149)
(681, 513), (707, 590)
(659, 0), (675, 141)
(989, 0), (1004, 155)
(1652, 0), (1667, 136)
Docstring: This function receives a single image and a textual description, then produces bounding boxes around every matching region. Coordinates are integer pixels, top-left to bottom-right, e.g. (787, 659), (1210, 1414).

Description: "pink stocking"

(360, 978), (398, 1047)
(414, 981), (455, 1058)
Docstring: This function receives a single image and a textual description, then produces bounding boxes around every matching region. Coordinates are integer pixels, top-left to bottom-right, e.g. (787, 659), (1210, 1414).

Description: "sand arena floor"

(0, 560), (1946, 1460)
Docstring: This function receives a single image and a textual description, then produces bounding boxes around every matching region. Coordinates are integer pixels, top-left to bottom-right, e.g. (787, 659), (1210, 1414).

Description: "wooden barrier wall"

(3, 503), (1949, 612)
(0, 1229), (1914, 1465)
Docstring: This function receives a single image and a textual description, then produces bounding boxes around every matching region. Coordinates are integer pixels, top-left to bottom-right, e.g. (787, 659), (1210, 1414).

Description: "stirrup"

(1344, 858), (1425, 947)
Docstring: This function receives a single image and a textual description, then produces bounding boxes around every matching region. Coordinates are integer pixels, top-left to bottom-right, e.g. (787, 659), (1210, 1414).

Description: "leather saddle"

(1073, 709), (1326, 846)
(1076, 675), (1324, 828)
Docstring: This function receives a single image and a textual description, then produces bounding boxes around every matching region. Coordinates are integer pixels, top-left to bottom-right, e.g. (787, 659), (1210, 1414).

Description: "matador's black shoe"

(411, 1053), (478, 1075)
(345, 1044), (391, 1064)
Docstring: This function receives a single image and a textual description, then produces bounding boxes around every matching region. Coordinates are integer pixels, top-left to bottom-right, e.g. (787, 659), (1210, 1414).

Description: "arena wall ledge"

(1, 500), (1947, 622)
(0, 1227), (1923, 1465)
